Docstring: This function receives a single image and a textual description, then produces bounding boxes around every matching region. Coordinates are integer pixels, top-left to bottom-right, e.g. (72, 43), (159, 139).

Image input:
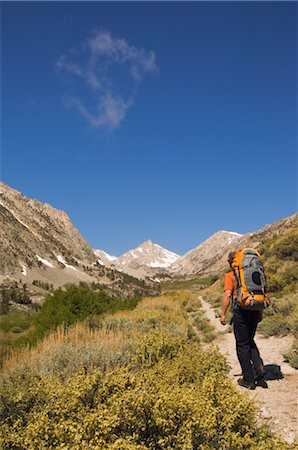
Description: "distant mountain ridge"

(92, 215), (298, 279)
(1, 181), (297, 285)
(92, 231), (245, 278)
(0, 182), (160, 300)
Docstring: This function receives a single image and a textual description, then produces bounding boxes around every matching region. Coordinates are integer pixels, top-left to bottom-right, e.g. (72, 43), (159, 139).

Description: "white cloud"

(66, 93), (132, 129)
(56, 30), (158, 129)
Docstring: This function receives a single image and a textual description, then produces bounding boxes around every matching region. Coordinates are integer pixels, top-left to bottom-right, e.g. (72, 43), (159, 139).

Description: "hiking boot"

(254, 365), (265, 382)
(237, 378), (256, 390)
(256, 379), (268, 389)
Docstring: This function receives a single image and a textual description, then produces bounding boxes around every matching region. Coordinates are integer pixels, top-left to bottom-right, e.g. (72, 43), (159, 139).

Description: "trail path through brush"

(198, 296), (297, 444)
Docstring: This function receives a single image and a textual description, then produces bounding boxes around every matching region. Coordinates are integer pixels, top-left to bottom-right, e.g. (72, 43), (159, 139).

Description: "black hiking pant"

(233, 308), (263, 382)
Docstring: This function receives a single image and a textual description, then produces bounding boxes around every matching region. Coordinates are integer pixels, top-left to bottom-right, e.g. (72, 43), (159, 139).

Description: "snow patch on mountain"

(97, 259), (104, 266)
(56, 255), (78, 271)
(147, 251), (179, 268)
(93, 249), (118, 266)
(36, 255), (54, 268)
(221, 230), (243, 238)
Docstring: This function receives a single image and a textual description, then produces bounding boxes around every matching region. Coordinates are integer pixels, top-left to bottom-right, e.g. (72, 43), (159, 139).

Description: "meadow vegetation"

(258, 226), (298, 296)
(0, 285), (140, 366)
(0, 292), (295, 449)
(258, 293), (298, 369)
(161, 275), (218, 291)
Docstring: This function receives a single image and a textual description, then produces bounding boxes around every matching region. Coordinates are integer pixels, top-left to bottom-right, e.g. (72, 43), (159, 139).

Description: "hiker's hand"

(220, 314), (226, 325)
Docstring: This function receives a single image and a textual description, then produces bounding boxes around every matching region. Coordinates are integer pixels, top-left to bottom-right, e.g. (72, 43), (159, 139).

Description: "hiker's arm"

(220, 290), (232, 325)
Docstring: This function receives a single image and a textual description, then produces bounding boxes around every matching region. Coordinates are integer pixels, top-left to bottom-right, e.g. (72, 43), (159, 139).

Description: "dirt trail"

(199, 297), (298, 445)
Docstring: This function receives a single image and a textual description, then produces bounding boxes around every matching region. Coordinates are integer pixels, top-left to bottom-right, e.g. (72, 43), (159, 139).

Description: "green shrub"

(258, 229), (298, 262)
(258, 293), (298, 369)
(2, 295), (189, 376)
(192, 312), (216, 343)
(1, 334), (294, 450)
(183, 296), (202, 313)
(283, 340), (298, 369)
(0, 311), (37, 333)
(258, 294), (298, 338)
(272, 234), (298, 261)
(162, 275), (218, 291)
(270, 295), (297, 316)
(258, 313), (291, 337)
(8, 286), (139, 351)
(1, 295), (295, 449)
(202, 293), (222, 310)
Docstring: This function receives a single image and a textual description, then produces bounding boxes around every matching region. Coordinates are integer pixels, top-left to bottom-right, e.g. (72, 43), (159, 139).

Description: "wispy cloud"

(56, 30), (158, 129)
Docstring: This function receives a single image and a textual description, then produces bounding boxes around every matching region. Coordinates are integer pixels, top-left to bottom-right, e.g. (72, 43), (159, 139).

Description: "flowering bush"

(0, 293), (295, 449)
(1, 331), (295, 449)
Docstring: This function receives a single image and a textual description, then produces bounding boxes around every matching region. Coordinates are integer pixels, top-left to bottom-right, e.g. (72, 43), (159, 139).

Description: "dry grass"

(136, 294), (182, 311)
(2, 293), (190, 376)
(2, 321), (134, 374)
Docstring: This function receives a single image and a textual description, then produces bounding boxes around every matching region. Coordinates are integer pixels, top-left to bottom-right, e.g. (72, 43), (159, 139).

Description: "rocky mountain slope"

(0, 182), (159, 300)
(0, 182), (96, 277)
(205, 213), (298, 276)
(1, 181), (296, 289)
(170, 231), (243, 276)
(169, 213), (298, 278)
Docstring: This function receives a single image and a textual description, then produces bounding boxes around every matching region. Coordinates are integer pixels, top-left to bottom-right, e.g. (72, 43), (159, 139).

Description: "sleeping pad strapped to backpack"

(231, 248), (270, 311)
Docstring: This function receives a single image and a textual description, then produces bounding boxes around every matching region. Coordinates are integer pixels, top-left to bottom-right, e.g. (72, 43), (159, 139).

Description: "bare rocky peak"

(170, 213), (298, 277)
(0, 182), (96, 275)
(170, 230), (243, 276)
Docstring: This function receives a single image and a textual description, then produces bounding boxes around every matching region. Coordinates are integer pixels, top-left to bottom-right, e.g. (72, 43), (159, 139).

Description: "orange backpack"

(231, 248), (270, 310)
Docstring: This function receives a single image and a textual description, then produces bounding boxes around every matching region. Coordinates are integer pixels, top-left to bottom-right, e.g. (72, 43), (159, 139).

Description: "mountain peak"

(170, 228), (243, 275)
(219, 230), (243, 237)
(140, 239), (154, 247)
(114, 240), (180, 273)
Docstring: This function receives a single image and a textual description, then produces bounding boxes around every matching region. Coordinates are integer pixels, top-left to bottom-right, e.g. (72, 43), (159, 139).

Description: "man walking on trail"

(220, 251), (265, 390)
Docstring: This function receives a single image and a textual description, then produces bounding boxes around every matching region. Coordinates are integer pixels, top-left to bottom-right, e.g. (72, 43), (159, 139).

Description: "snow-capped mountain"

(2, 181), (297, 287)
(114, 240), (180, 272)
(93, 249), (117, 267)
(170, 230), (243, 276)
(0, 182), (160, 299)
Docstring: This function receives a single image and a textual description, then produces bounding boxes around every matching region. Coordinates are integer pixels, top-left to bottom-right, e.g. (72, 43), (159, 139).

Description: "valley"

(0, 182), (297, 448)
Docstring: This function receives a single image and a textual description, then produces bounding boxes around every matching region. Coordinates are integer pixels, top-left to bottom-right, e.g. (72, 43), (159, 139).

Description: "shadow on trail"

(255, 365), (284, 388)
(263, 364), (284, 381)
(233, 364), (284, 387)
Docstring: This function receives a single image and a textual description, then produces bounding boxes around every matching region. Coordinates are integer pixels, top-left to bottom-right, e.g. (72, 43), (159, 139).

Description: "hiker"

(220, 250), (267, 390)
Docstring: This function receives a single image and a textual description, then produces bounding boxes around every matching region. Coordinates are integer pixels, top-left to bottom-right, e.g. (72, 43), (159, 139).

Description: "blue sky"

(1, 2), (297, 256)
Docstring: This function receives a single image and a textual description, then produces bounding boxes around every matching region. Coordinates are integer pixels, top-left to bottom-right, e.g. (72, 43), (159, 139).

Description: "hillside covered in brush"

(1, 292), (295, 450)
(162, 213), (298, 293)
(257, 222), (298, 296)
